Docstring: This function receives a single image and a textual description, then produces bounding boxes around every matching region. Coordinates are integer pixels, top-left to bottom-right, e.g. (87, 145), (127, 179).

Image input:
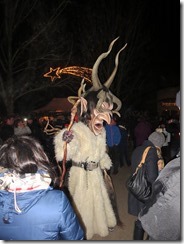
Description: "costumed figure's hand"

(62, 130), (74, 143)
(99, 153), (112, 170)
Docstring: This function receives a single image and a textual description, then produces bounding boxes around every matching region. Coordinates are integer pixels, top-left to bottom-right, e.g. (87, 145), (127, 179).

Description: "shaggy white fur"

(54, 122), (117, 239)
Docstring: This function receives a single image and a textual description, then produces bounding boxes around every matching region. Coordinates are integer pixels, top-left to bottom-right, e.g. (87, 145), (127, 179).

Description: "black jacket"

(0, 124), (14, 142)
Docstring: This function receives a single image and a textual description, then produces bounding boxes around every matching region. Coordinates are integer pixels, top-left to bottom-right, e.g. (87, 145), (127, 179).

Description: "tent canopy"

(34, 98), (73, 113)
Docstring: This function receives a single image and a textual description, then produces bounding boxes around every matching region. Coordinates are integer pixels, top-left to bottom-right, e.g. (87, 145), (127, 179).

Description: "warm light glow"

(161, 102), (176, 107)
(44, 66), (92, 83)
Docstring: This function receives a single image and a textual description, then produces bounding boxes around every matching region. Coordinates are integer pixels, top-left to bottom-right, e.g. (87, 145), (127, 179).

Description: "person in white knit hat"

(148, 131), (165, 148)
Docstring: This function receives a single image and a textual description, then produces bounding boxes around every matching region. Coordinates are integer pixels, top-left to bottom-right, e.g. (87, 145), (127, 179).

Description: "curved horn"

(78, 79), (86, 97)
(91, 37), (120, 91)
(108, 91), (122, 112)
(113, 96), (122, 112)
(104, 43), (127, 89)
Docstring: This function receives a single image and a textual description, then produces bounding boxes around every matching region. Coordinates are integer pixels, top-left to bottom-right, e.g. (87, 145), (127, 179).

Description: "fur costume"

(53, 37), (127, 240)
(54, 122), (116, 239)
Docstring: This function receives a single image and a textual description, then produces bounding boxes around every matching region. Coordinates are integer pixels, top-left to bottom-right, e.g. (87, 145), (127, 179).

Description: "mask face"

(67, 38), (125, 133)
(88, 102), (113, 135)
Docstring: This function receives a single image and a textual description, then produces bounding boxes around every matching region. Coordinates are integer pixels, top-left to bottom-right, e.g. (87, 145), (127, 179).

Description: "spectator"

(118, 120), (131, 167)
(134, 115), (152, 147)
(138, 155), (180, 240)
(26, 115), (50, 157)
(156, 123), (171, 164)
(128, 131), (165, 240)
(0, 135), (84, 240)
(0, 115), (15, 142)
(14, 118), (32, 136)
(166, 118), (180, 161)
(105, 117), (121, 174)
(27, 115), (44, 141)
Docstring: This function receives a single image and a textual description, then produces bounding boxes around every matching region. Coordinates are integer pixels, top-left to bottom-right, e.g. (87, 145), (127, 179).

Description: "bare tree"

(0, 0), (179, 115)
(0, 0), (72, 115)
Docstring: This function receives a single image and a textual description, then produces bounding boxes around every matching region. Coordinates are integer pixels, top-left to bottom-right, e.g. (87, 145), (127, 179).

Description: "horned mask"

(68, 37), (127, 135)
(69, 37), (126, 112)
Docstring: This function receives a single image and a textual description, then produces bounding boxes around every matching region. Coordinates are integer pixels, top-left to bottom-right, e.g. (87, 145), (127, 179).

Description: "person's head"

(14, 118), (25, 128)
(76, 90), (113, 135)
(148, 132), (165, 148)
(0, 135), (58, 184)
(27, 118), (33, 124)
(4, 115), (14, 126)
(26, 115), (34, 124)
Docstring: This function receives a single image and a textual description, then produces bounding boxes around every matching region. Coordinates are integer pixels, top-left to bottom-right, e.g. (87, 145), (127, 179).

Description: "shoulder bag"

(126, 146), (152, 203)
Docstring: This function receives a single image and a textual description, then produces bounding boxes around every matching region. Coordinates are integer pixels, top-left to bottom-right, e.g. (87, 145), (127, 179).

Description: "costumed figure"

(53, 37), (127, 240)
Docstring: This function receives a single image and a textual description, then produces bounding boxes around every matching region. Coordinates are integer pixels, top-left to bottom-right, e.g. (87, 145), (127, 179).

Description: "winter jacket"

(0, 186), (84, 240)
(0, 124), (14, 142)
(105, 124), (121, 147)
(14, 125), (31, 136)
(128, 140), (159, 216)
(138, 156), (180, 240)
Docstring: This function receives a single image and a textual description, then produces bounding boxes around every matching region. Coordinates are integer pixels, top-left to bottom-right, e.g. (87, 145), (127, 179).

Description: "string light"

(44, 66), (92, 83)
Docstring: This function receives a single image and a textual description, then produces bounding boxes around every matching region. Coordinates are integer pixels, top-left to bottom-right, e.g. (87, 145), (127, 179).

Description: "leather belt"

(72, 161), (98, 171)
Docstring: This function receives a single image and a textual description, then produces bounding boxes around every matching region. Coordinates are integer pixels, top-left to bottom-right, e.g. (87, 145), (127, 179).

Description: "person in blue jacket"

(105, 116), (121, 174)
(0, 135), (84, 241)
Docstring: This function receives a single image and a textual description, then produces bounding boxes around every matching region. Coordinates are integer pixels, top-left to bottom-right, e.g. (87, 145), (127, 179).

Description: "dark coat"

(128, 140), (159, 216)
(0, 124), (14, 142)
(138, 156), (180, 240)
(0, 187), (84, 240)
(134, 120), (152, 147)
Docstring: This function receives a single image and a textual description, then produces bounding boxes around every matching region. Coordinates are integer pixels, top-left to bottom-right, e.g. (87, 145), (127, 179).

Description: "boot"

(133, 219), (144, 240)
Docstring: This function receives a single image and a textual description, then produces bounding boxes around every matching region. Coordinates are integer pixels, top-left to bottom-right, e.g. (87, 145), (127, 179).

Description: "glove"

(62, 130), (74, 143)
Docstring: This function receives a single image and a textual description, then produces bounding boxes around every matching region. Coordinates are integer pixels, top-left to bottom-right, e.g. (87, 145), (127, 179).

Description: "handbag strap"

(134, 146), (151, 175)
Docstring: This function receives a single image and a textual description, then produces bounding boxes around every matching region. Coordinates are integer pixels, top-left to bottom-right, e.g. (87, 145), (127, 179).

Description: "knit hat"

(148, 132), (165, 148)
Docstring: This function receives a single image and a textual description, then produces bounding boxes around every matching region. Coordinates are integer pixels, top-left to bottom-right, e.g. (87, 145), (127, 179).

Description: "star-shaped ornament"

(44, 67), (61, 82)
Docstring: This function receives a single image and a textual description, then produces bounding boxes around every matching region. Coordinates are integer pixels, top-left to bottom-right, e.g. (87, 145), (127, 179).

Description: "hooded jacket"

(0, 171), (84, 241)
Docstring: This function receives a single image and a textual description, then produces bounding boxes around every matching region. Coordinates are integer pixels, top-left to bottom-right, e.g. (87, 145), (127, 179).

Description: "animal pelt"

(54, 122), (117, 240)
(103, 169), (124, 228)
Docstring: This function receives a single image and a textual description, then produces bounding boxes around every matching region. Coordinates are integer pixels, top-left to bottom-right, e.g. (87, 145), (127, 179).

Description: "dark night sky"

(44, 0), (180, 111)
(0, 0), (181, 115)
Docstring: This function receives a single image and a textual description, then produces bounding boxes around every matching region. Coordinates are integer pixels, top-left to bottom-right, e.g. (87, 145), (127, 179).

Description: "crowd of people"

(0, 105), (180, 241)
(0, 37), (180, 241)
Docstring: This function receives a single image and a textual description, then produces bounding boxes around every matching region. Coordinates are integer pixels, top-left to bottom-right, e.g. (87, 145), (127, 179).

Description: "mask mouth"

(92, 123), (103, 136)
(94, 122), (103, 133)
(95, 123), (103, 128)
(91, 109), (112, 135)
